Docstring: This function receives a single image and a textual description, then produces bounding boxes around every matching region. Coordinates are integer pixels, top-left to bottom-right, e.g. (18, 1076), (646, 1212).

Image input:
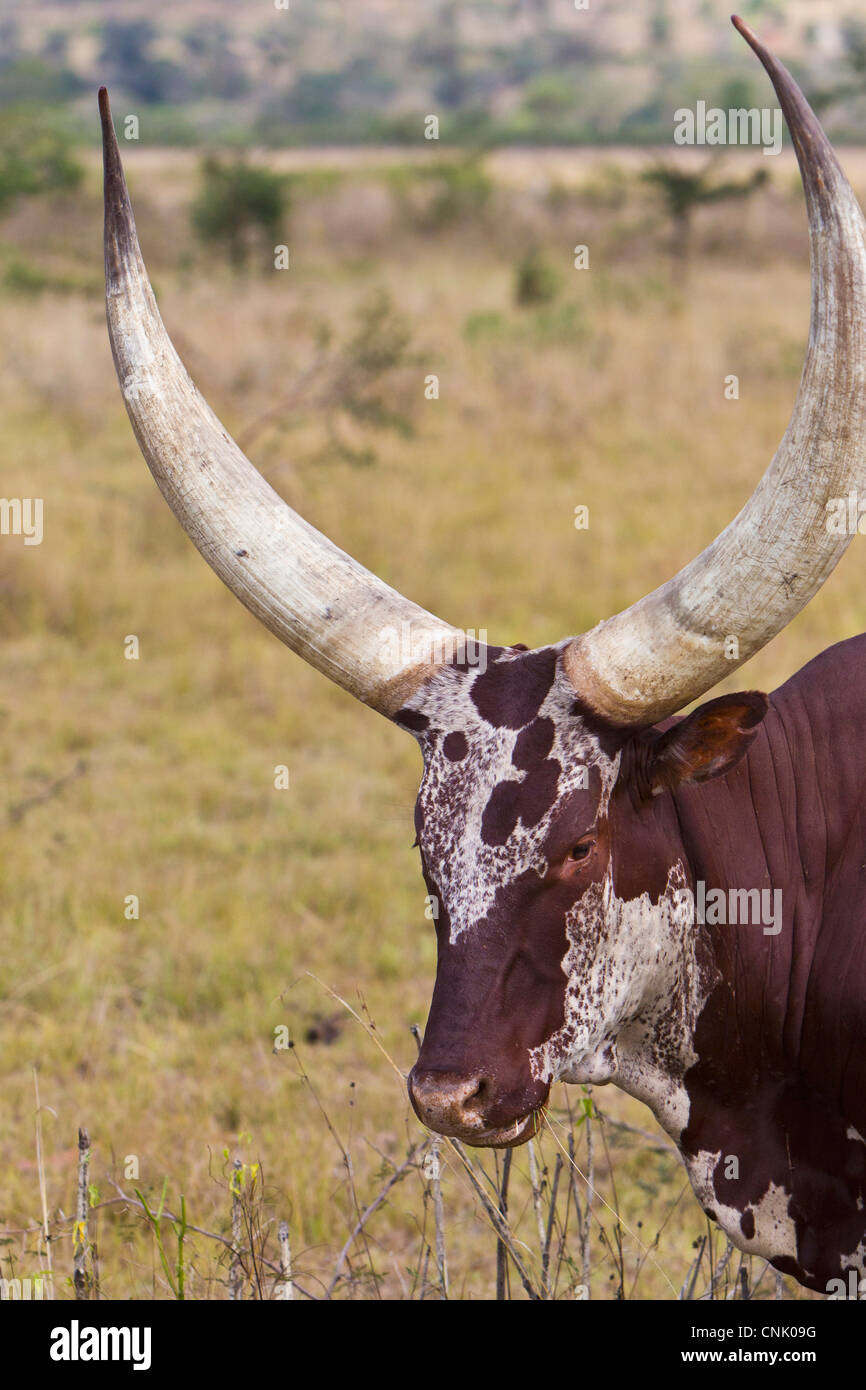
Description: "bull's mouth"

(456, 1107), (545, 1150)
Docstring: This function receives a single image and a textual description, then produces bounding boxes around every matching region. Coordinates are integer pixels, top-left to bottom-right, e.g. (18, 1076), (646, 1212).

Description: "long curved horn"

(100, 89), (465, 717)
(564, 16), (866, 725)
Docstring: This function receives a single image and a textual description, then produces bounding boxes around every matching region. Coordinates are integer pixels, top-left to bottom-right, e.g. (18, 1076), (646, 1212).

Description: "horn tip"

(99, 84), (127, 200)
(98, 86), (114, 141)
(99, 85), (122, 179)
(99, 83), (138, 276)
(731, 14), (763, 56)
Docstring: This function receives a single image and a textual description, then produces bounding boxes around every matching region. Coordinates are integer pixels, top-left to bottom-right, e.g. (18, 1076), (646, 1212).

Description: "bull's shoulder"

(772, 632), (866, 716)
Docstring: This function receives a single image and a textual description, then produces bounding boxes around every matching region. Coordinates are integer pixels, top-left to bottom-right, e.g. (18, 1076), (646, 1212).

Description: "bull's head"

(100, 19), (866, 1147)
(398, 648), (768, 1145)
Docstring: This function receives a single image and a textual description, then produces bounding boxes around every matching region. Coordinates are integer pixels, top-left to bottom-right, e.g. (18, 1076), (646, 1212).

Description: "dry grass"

(0, 145), (851, 1299)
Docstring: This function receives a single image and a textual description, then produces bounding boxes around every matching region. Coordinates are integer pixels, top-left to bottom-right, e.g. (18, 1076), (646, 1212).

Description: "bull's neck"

(596, 771), (707, 1139)
(604, 638), (866, 1149)
(609, 690), (820, 1140)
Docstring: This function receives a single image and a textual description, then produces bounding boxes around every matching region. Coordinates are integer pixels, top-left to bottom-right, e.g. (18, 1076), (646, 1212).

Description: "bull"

(99, 18), (866, 1292)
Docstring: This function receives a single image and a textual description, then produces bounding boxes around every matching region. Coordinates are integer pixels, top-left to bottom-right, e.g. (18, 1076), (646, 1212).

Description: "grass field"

(1, 141), (858, 1299)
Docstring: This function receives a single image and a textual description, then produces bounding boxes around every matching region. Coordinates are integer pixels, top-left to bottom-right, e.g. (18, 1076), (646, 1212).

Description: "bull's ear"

(646, 692), (768, 796)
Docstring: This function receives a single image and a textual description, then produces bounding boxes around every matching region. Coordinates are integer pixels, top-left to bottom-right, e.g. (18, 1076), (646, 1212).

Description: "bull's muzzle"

(408, 1066), (543, 1148)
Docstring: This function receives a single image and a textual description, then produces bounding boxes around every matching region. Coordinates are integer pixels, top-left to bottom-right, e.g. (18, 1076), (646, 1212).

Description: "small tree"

(642, 161), (768, 268)
(191, 157), (287, 271)
(238, 289), (421, 466)
(514, 247), (559, 306)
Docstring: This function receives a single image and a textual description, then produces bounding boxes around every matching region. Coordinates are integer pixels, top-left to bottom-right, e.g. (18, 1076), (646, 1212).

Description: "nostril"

(462, 1076), (489, 1110)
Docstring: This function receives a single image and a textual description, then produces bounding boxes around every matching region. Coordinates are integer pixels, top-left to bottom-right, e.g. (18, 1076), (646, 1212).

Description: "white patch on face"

(685, 1156), (801, 1268)
(530, 861), (705, 1140)
(407, 649), (619, 943)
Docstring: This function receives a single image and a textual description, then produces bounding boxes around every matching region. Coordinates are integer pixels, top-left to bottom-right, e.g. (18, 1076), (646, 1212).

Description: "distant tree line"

(0, 5), (865, 147)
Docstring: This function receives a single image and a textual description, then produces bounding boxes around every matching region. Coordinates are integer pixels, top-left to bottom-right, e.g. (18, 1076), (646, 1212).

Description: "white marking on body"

(841, 1238), (866, 1274)
(840, 1129), (866, 1271)
(685, 1156), (801, 1266)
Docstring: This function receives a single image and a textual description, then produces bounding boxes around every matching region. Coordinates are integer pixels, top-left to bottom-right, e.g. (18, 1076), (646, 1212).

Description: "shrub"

(514, 248), (559, 306)
(190, 157), (288, 270)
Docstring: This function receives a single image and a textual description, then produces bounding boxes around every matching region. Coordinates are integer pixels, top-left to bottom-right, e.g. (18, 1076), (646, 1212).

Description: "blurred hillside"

(2, 0), (866, 147)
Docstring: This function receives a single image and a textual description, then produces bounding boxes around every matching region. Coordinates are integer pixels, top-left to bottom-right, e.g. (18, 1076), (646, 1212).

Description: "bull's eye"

(569, 839), (595, 862)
